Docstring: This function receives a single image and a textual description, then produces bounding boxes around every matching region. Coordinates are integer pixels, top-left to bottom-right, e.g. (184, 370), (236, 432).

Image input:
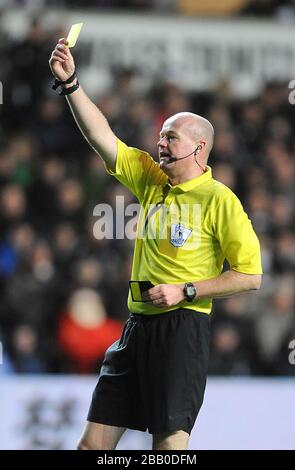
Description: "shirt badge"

(170, 223), (192, 247)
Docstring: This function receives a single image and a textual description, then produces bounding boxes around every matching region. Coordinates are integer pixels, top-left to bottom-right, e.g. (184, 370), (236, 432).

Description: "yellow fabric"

(105, 139), (263, 315)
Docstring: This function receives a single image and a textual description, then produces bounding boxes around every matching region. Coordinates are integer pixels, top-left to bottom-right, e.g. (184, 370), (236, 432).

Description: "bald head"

(164, 112), (214, 160)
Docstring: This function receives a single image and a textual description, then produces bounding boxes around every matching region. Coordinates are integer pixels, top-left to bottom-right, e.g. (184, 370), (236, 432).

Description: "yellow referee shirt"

(105, 139), (263, 315)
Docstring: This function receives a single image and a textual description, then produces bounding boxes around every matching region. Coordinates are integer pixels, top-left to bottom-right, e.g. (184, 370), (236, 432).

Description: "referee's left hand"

(141, 284), (185, 308)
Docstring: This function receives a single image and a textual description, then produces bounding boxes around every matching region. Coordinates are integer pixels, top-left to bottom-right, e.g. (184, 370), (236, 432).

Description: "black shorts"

(87, 308), (211, 435)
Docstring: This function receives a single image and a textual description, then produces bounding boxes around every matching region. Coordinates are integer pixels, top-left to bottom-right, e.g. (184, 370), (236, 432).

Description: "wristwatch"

(183, 282), (197, 302)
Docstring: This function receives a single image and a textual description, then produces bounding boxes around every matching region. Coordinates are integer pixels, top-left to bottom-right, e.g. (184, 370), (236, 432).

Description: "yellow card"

(66, 23), (83, 48)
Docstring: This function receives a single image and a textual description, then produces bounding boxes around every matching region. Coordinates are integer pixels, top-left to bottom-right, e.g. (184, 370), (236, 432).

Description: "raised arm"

(49, 38), (117, 171)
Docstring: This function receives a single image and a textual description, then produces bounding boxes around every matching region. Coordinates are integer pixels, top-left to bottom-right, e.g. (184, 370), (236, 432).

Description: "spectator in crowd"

(9, 324), (47, 373)
(57, 289), (124, 373)
(209, 323), (251, 375)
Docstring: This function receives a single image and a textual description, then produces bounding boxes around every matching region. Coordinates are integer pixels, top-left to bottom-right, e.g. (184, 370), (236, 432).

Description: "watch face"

(187, 286), (195, 297)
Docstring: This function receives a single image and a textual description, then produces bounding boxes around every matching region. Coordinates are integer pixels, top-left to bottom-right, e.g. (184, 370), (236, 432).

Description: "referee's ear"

(194, 145), (202, 155)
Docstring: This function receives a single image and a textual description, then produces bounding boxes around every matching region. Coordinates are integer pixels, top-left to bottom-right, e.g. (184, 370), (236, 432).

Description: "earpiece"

(194, 145), (202, 155)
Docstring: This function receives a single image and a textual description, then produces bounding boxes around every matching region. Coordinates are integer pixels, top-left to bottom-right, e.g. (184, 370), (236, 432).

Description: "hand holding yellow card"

(66, 23), (83, 48)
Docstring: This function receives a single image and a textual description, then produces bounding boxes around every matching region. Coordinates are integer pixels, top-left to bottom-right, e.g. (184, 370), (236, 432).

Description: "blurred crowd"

(0, 19), (295, 376)
(239, 0), (295, 17)
(4, 0), (295, 17)
(0, 0), (160, 10)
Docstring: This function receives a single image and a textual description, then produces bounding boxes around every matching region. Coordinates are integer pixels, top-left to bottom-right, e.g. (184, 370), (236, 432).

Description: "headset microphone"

(166, 145), (202, 163)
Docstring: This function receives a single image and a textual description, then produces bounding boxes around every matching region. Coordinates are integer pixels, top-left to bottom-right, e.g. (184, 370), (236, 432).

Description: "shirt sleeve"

(214, 190), (263, 274)
(104, 138), (163, 203)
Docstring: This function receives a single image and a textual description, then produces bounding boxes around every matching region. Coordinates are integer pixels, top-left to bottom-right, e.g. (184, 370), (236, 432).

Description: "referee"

(50, 40), (263, 450)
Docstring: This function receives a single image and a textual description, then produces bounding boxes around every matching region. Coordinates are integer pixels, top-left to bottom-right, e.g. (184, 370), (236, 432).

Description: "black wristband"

(59, 80), (80, 96)
(52, 70), (77, 91)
